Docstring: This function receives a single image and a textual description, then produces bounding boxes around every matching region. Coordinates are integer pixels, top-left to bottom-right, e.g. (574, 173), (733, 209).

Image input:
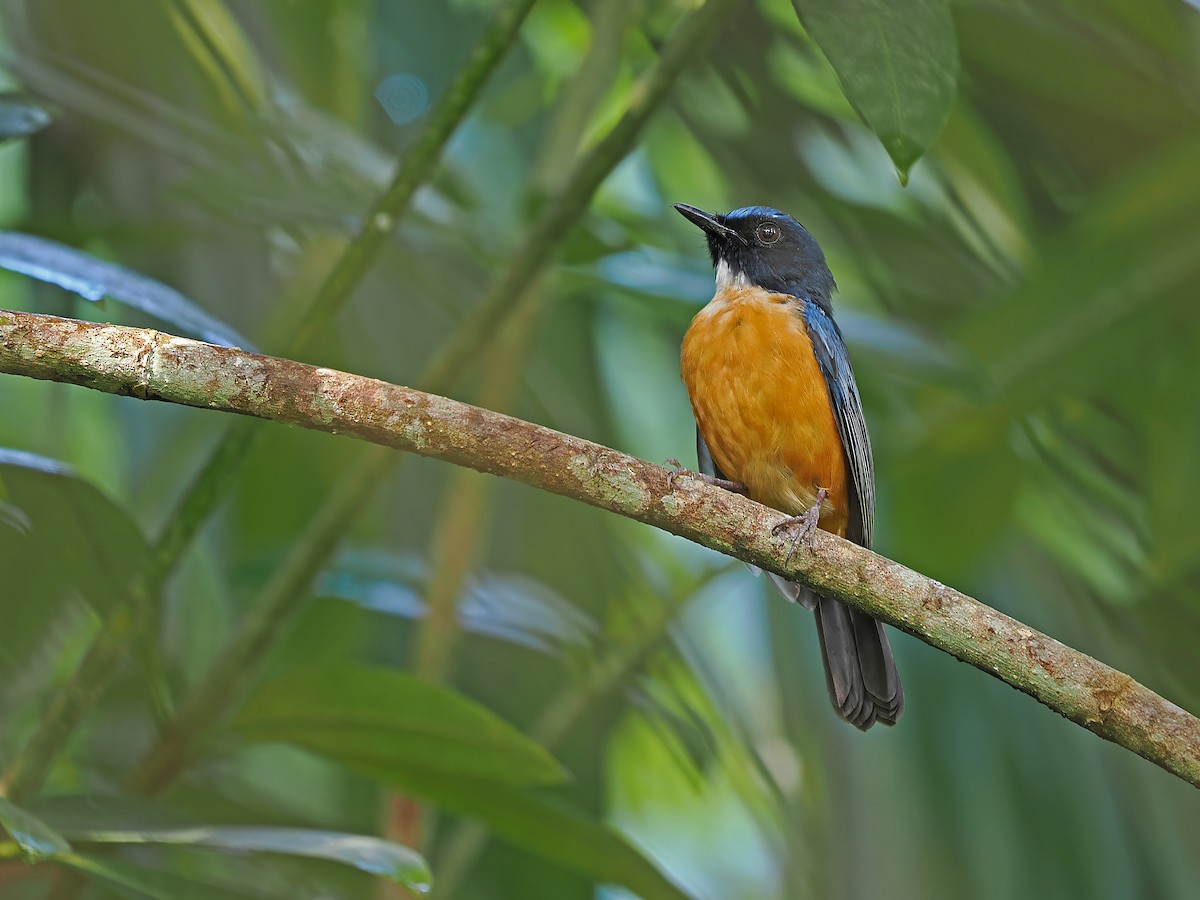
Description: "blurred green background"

(1, 0), (1199, 897)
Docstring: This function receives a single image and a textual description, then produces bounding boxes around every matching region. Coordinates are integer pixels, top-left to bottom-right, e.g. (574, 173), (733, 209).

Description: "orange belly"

(681, 287), (850, 536)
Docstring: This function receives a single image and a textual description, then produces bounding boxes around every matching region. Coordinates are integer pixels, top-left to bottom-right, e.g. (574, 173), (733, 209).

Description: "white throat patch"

(714, 259), (750, 293)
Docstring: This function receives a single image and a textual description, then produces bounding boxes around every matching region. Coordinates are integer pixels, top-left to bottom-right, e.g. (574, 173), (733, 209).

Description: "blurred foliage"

(1, 0), (1200, 897)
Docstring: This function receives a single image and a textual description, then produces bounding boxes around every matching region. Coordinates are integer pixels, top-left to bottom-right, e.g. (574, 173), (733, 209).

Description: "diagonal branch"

(2, 309), (1199, 791)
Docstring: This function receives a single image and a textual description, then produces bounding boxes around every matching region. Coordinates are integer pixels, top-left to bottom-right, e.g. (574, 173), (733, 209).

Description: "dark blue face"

(674, 204), (836, 306)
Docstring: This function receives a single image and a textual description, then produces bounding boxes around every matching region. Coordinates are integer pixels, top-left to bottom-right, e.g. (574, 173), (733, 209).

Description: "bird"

(673, 202), (902, 730)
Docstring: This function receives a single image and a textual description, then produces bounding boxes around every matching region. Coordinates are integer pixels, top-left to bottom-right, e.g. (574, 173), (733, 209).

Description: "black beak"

(673, 203), (745, 244)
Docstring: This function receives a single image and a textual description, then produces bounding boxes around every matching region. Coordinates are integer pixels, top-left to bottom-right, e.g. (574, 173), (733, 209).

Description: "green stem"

(530, 0), (636, 191)
(413, 292), (543, 683)
(383, 285), (543, 877)
(0, 0), (537, 805)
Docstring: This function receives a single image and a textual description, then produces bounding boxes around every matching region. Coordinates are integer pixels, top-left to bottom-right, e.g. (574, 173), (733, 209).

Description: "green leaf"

(0, 449), (148, 624)
(791, 0), (958, 180)
(0, 93), (54, 144)
(59, 825), (430, 894)
(344, 766), (691, 900)
(452, 782), (690, 900)
(0, 796), (71, 862)
(229, 671), (683, 894)
(232, 666), (565, 788)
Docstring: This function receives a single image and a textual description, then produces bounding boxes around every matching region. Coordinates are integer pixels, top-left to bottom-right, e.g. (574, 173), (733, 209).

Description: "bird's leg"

(664, 458), (749, 496)
(771, 487), (829, 565)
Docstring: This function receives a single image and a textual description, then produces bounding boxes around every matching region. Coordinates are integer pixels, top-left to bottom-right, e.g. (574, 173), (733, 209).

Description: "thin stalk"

(531, 0), (635, 192)
(382, 287), (543, 884)
(413, 292), (543, 683)
(0, 0), (539, 805)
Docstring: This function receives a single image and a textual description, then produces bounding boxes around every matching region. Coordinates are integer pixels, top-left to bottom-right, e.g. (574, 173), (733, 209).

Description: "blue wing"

(803, 300), (899, 727)
(802, 299), (875, 548)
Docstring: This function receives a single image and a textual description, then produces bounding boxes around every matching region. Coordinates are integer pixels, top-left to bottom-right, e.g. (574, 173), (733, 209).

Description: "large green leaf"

(791, 0), (958, 179)
(348, 765), (691, 900)
(230, 667), (685, 896)
(0, 449), (148, 638)
(231, 666), (564, 787)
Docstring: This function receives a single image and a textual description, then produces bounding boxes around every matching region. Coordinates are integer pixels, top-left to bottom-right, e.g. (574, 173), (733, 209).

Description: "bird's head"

(674, 204), (835, 307)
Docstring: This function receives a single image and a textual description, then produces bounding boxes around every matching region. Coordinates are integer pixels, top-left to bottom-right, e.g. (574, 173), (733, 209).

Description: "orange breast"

(681, 287), (850, 536)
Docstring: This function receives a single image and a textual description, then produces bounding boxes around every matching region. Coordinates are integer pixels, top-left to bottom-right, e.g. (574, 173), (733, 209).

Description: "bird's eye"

(756, 222), (781, 244)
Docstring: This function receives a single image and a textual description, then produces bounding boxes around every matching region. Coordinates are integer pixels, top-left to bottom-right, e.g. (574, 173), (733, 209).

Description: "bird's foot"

(771, 488), (829, 565)
(664, 458), (749, 496)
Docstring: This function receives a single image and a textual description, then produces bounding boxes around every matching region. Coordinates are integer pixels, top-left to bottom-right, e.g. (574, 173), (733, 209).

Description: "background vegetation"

(1, 0), (1199, 897)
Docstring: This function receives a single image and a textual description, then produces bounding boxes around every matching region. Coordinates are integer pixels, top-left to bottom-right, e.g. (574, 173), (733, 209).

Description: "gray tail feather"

(813, 595), (903, 729)
(775, 580), (903, 729)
